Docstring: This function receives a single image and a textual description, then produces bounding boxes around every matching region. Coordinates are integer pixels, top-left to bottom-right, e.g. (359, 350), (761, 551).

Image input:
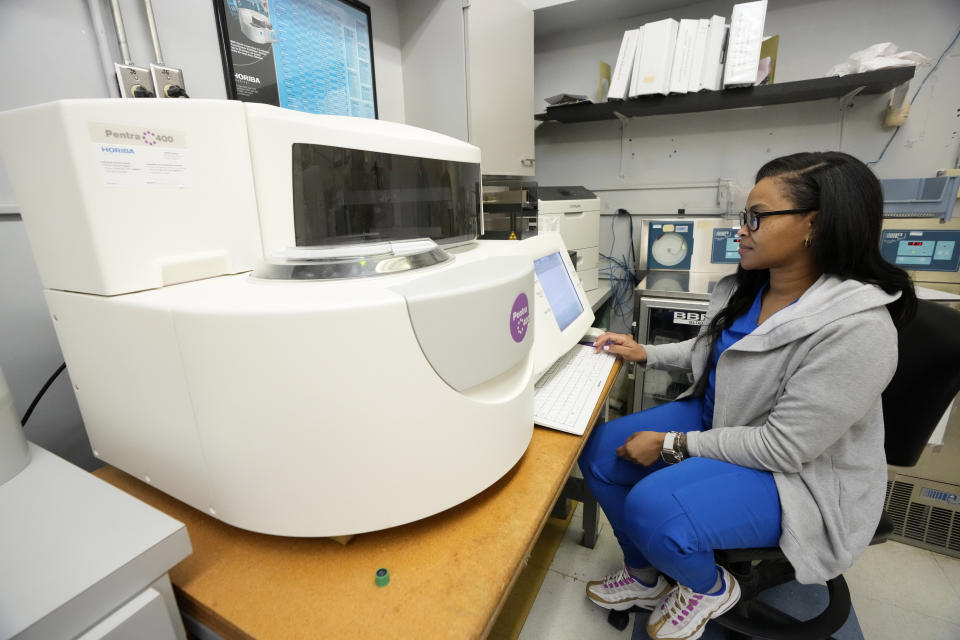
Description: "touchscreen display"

(534, 252), (584, 331)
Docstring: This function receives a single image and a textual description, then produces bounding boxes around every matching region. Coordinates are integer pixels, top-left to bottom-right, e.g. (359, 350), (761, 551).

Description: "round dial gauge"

(651, 232), (689, 267)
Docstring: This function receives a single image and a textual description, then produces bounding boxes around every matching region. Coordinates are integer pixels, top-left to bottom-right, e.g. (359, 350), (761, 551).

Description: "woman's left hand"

(616, 431), (667, 466)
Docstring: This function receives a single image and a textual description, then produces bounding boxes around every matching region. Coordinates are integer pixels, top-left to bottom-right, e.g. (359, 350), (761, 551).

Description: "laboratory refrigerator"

(629, 271), (718, 414)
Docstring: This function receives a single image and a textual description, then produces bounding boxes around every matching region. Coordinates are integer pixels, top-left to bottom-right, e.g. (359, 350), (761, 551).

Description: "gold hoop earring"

(804, 237), (812, 248)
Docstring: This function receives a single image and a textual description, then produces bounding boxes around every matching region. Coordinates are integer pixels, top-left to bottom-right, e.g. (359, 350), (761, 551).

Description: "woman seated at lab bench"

(583, 151), (916, 640)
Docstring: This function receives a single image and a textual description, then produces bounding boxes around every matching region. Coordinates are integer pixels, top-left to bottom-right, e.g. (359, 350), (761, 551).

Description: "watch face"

(651, 232), (689, 267)
(660, 449), (683, 464)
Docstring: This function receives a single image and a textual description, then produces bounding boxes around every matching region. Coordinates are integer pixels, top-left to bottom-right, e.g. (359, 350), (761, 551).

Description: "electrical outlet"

(150, 64), (187, 98)
(115, 63), (156, 98)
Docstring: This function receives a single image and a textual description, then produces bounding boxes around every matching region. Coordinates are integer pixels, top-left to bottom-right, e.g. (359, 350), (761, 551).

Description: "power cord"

(132, 84), (156, 98)
(164, 84), (189, 98)
(20, 362), (66, 427)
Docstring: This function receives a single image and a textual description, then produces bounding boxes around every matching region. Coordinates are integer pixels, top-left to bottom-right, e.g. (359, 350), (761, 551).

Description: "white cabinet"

(0, 445), (191, 640)
(401, 0), (535, 176)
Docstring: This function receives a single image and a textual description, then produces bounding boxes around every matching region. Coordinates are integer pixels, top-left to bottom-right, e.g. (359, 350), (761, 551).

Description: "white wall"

(533, 0), (960, 301)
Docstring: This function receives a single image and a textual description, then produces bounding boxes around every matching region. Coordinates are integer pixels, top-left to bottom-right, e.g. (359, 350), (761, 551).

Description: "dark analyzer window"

(292, 143), (480, 247)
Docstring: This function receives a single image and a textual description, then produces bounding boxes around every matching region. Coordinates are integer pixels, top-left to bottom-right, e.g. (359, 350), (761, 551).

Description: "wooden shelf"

(535, 66), (916, 124)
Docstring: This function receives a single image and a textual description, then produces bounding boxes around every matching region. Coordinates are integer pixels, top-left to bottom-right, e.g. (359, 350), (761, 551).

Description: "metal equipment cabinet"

(401, 0), (535, 176)
(630, 272), (720, 414)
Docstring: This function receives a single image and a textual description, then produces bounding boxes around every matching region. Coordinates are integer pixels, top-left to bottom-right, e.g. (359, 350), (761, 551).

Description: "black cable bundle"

(600, 209), (640, 328)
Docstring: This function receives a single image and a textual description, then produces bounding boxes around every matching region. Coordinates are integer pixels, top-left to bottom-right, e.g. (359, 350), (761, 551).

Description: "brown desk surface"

(94, 360), (621, 640)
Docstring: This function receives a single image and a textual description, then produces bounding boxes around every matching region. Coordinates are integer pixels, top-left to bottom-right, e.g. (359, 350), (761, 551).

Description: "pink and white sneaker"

(646, 566), (741, 640)
(585, 566), (672, 611)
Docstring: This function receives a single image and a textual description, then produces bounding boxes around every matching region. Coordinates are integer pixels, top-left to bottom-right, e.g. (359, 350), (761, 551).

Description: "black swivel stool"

(607, 298), (960, 639)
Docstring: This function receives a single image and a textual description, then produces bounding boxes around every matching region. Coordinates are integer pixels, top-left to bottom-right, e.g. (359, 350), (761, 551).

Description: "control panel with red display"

(880, 229), (960, 271)
(711, 228), (742, 264)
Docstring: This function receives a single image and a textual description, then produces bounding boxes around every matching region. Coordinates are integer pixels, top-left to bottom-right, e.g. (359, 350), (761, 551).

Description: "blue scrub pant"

(578, 397), (782, 592)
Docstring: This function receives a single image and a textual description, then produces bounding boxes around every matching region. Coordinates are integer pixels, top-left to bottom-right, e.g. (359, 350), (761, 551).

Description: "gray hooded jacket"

(643, 273), (899, 584)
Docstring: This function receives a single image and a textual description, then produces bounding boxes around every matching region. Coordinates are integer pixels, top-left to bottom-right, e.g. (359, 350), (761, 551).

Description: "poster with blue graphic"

(214, 0), (378, 119)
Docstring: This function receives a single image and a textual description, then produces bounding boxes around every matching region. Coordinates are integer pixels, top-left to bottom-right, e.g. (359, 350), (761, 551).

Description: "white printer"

(538, 186), (601, 291)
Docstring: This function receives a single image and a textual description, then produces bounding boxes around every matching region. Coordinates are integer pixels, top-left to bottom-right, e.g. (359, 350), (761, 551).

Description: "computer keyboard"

(534, 343), (617, 435)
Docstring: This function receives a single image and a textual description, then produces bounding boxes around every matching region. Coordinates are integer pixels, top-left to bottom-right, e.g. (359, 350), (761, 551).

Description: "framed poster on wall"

(212, 0), (378, 119)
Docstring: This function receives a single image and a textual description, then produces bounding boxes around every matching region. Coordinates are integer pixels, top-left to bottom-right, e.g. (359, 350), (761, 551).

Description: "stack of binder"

(606, 1), (768, 101)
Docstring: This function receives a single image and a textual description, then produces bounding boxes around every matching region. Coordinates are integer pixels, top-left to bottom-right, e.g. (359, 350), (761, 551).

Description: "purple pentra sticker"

(510, 293), (530, 343)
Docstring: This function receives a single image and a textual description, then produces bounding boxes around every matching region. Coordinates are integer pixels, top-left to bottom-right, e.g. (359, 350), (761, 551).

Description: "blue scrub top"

(701, 285), (766, 429)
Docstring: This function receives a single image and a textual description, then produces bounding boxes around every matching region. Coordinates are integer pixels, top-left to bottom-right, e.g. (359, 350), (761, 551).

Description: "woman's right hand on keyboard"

(593, 332), (647, 363)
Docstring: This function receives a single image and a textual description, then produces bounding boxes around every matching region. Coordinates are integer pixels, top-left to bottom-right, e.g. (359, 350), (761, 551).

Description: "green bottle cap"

(375, 567), (390, 587)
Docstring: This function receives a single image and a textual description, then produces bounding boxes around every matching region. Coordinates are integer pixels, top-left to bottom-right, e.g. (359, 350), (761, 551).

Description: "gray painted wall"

(533, 0), (960, 332)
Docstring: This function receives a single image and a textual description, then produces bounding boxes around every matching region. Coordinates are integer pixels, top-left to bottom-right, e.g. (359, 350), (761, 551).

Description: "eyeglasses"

(738, 208), (816, 231)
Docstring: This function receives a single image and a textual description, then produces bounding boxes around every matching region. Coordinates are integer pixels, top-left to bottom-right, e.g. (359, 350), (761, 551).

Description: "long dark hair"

(692, 151), (917, 394)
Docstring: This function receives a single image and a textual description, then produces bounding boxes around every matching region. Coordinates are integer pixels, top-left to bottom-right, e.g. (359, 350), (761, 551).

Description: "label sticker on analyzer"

(673, 311), (706, 326)
(510, 293), (530, 343)
(89, 123), (191, 188)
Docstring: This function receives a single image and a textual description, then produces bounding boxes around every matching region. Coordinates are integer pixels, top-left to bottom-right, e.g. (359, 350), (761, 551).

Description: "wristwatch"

(660, 431), (688, 465)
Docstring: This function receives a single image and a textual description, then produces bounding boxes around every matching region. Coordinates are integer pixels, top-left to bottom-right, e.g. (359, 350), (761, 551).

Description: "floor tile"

(517, 570), (625, 640)
(850, 593), (960, 640)
(933, 551), (960, 598)
(547, 512), (624, 582)
(845, 540), (960, 625)
(521, 505), (960, 640)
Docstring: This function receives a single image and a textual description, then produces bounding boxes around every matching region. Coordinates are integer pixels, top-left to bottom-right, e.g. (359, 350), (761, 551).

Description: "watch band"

(677, 432), (688, 458)
(660, 430), (687, 465)
(662, 431), (676, 452)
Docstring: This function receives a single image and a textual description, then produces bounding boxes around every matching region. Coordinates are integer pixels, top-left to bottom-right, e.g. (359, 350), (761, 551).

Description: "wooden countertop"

(94, 360), (621, 640)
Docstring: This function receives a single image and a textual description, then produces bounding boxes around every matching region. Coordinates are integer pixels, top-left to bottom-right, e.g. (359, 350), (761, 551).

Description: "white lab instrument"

(481, 232), (614, 435)
(483, 232), (596, 381)
(0, 99), (536, 537)
(638, 217), (742, 275)
(538, 187), (601, 291)
(238, 8), (278, 43)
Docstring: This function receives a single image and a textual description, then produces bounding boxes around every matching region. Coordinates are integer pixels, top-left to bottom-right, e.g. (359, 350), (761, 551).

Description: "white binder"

(630, 18), (678, 97)
(687, 19), (710, 93)
(724, 0), (768, 87)
(668, 19), (698, 95)
(701, 15), (728, 91)
(608, 29), (642, 101)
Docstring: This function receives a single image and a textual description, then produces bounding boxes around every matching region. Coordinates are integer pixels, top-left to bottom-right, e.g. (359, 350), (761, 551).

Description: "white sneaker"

(585, 566), (672, 611)
(646, 566), (741, 640)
